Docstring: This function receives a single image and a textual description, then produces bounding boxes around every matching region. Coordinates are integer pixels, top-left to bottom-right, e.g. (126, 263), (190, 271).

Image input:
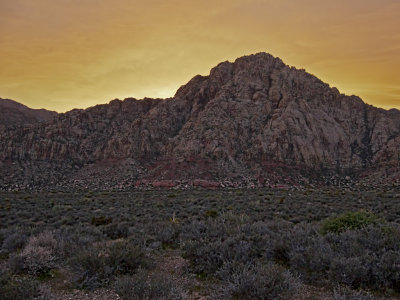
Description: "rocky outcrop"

(0, 53), (399, 190)
(0, 98), (57, 129)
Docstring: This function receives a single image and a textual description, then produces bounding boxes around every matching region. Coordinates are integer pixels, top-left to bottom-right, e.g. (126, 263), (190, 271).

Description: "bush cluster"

(321, 211), (382, 234)
(182, 212), (400, 294)
(69, 241), (152, 290)
(1, 188), (400, 298)
(287, 223), (400, 291)
(115, 269), (186, 300)
(214, 262), (301, 300)
(9, 231), (57, 275)
(0, 270), (40, 300)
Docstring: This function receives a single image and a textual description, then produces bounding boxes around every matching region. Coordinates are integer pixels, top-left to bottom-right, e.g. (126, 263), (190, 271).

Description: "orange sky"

(0, 0), (399, 112)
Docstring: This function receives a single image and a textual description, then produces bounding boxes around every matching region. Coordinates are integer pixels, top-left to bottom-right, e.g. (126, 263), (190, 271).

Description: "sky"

(0, 0), (399, 112)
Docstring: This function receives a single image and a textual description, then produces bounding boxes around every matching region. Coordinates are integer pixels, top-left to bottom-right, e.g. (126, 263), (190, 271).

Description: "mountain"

(0, 53), (399, 190)
(0, 98), (57, 128)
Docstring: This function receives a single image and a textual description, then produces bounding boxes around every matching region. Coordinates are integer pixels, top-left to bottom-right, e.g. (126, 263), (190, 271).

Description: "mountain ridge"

(1, 53), (399, 190)
(0, 98), (57, 129)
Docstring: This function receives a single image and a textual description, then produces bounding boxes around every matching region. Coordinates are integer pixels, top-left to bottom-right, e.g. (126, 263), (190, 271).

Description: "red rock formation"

(193, 180), (221, 189)
(0, 53), (399, 189)
(151, 181), (177, 188)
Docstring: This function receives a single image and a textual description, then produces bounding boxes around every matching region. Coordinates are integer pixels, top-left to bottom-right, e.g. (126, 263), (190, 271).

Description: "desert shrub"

(69, 241), (151, 290)
(328, 256), (371, 288)
(288, 226), (334, 283)
(246, 222), (319, 268)
(205, 209), (218, 218)
(0, 271), (40, 300)
(375, 250), (400, 291)
(1, 232), (28, 254)
(0, 269), (10, 292)
(103, 222), (129, 239)
(9, 231), (57, 275)
(127, 227), (159, 249)
(27, 231), (57, 250)
(69, 248), (107, 289)
(219, 211), (250, 225)
(321, 211), (381, 234)
(183, 236), (256, 277)
(290, 239), (333, 282)
(155, 223), (180, 249)
(115, 270), (186, 300)
(331, 285), (374, 300)
(121, 222), (181, 250)
(54, 230), (99, 259)
(8, 254), (26, 275)
(213, 262), (301, 300)
(106, 241), (152, 275)
(240, 221), (291, 262)
(3, 189), (400, 296)
(287, 222), (400, 292)
(182, 218), (293, 277)
(91, 216), (112, 226)
(325, 225), (400, 291)
(37, 285), (55, 300)
(180, 220), (214, 241)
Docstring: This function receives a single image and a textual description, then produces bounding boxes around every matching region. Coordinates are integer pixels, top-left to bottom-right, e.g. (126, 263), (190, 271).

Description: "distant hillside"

(0, 53), (399, 190)
(0, 98), (57, 128)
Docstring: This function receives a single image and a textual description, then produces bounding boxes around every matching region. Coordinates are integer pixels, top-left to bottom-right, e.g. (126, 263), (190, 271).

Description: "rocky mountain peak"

(0, 53), (399, 190)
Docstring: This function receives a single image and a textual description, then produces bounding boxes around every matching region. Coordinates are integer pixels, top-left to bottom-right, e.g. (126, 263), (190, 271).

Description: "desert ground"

(1, 186), (400, 299)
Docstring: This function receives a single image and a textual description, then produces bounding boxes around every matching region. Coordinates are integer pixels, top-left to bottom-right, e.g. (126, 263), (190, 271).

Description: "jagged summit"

(1, 53), (399, 190)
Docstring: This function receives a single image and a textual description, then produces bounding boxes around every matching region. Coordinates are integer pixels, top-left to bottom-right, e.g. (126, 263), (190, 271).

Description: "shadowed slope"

(0, 98), (57, 128)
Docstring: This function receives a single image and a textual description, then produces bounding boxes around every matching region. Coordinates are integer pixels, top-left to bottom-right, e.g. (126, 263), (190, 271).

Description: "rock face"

(0, 98), (57, 128)
(0, 53), (399, 190)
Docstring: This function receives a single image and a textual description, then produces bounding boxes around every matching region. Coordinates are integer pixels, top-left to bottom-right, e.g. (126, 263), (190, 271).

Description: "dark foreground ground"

(1, 186), (400, 299)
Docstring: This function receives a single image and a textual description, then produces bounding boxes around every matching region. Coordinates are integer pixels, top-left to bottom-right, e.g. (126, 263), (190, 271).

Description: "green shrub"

(321, 211), (382, 235)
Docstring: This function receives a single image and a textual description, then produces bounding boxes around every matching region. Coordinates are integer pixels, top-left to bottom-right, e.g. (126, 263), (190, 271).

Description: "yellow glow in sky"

(0, 0), (399, 112)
